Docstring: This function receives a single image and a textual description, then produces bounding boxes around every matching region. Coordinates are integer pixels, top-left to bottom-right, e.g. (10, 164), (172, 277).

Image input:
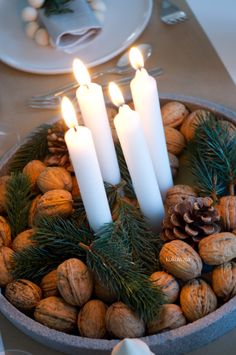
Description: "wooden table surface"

(1, 0), (236, 354)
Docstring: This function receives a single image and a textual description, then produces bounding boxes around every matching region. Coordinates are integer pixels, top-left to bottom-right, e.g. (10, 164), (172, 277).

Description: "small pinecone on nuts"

(161, 196), (221, 243)
(45, 120), (72, 171)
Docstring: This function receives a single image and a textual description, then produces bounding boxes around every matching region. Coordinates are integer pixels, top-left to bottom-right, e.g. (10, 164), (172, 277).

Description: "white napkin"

(111, 339), (155, 355)
(39, 0), (102, 53)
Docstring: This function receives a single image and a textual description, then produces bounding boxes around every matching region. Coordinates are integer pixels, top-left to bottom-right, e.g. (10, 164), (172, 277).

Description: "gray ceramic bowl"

(1, 94), (236, 355)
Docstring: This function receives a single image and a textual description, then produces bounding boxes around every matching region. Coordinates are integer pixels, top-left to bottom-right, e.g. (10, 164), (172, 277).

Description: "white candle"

(61, 97), (112, 232)
(109, 83), (164, 229)
(129, 47), (173, 200)
(73, 59), (121, 186)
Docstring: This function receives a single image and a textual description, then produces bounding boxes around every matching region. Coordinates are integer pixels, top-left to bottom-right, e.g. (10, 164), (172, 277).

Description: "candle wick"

(138, 66), (144, 71)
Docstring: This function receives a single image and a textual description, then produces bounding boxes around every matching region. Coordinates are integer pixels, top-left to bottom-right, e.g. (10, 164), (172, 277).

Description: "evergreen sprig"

(8, 124), (50, 173)
(42, 0), (74, 16)
(87, 225), (165, 321)
(6, 173), (33, 238)
(114, 197), (162, 273)
(186, 112), (236, 199)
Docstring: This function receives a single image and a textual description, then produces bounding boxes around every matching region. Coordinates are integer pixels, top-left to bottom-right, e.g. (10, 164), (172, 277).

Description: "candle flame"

(61, 96), (78, 129)
(129, 47), (144, 70)
(73, 58), (91, 86)
(109, 82), (125, 107)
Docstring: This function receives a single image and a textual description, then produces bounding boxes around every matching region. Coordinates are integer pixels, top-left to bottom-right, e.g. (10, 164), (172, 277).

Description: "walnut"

(93, 274), (117, 304)
(78, 300), (108, 338)
(34, 296), (77, 333)
(12, 229), (35, 252)
(168, 153), (179, 178)
(28, 195), (42, 226)
(71, 175), (81, 200)
(180, 109), (208, 141)
(57, 258), (93, 306)
(216, 196), (236, 230)
(212, 262), (236, 301)
(0, 176), (10, 213)
(0, 246), (14, 287)
(165, 184), (197, 210)
(164, 126), (186, 155)
(23, 160), (46, 189)
(150, 271), (179, 303)
(161, 101), (189, 127)
(40, 269), (59, 298)
(159, 240), (202, 281)
(180, 279), (217, 322)
(36, 189), (73, 218)
(147, 304), (186, 334)
(5, 279), (42, 311)
(199, 232), (236, 265)
(0, 216), (11, 247)
(37, 167), (72, 193)
(105, 302), (145, 339)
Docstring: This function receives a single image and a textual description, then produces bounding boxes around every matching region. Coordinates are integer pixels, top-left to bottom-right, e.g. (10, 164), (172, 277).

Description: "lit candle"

(73, 59), (121, 186)
(129, 47), (173, 200)
(109, 83), (164, 229)
(61, 97), (112, 232)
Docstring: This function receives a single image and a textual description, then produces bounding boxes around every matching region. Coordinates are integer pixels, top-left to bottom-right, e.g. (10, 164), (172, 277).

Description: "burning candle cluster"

(62, 47), (173, 232)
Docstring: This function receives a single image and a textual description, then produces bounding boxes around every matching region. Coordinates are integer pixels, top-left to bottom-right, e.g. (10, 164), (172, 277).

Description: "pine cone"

(45, 120), (73, 171)
(161, 197), (221, 243)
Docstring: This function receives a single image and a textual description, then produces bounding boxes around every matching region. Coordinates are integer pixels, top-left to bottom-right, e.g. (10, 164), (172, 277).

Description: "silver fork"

(160, 0), (188, 25)
(28, 67), (163, 109)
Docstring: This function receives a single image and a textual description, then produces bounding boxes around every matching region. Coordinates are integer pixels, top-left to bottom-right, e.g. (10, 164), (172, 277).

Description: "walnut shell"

(37, 167), (72, 193)
(28, 195), (42, 226)
(0, 176), (10, 213)
(165, 184), (197, 210)
(180, 109), (208, 141)
(78, 300), (108, 338)
(168, 153), (179, 178)
(0, 246), (14, 287)
(180, 279), (217, 322)
(212, 262), (236, 301)
(161, 101), (189, 127)
(36, 189), (73, 218)
(34, 296), (77, 333)
(159, 240), (202, 281)
(5, 279), (42, 311)
(23, 160), (46, 189)
(12, 229), (35, 252)
(93, 274), (117, 304)
(199, 232), (236, 265)
(57, 258), (93, 306)
(216, 196), (236, 231)
(40, 269), (59, 298)
(105, 302), (145, 339)
(71, 175), (81, 200)
(150, 271), (179, 303)
(164, 126), (186, 155)
(0, 216), (11, 247)
(147, 304), (186, 334)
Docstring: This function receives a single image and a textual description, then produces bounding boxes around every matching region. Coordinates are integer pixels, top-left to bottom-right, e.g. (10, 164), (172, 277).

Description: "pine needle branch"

(6, 173), (33, 238)
(42, 0), (74, 16)
(186, 112), (236, 198)
(115, 142), (135, 198)
(87, 225), (165, 322)
(114, 197), (162, 273)
(8, 124), (51, 173)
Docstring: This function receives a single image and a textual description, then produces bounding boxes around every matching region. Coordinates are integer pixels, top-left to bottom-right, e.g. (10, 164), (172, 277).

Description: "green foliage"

(115, 142), (135, 198)
(8, 124), (50, 173)
(186, 112), (236, 200)
(6, 173), (32, 238)
(42, 0), (74, 16)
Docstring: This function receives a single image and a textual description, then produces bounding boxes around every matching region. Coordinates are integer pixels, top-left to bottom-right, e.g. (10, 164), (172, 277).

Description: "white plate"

(0, 0), (153, 75)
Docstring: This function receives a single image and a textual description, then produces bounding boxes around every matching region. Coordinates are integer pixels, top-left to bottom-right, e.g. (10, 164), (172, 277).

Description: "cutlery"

(160, 0), (188, 25)
(28, 67), (163, 109)
(30, 43), (152, 101)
